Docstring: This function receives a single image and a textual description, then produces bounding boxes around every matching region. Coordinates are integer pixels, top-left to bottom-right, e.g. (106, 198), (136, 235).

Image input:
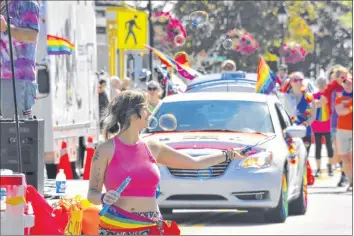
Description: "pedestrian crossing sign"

(117, 10), (148, 49)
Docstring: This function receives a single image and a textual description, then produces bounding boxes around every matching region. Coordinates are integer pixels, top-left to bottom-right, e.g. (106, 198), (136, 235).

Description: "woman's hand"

(102, 190), (120, 205)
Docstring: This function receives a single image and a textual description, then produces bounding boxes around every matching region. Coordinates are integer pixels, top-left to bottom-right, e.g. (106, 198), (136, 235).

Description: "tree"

(166, 0), (352, 75)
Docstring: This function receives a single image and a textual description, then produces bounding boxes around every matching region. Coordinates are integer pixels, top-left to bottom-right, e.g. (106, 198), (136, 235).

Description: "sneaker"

(347, 183), (353, 192)
(315, 169), (321, 178)
(327, 164), (333, 177)
(337, 173), (348, 187)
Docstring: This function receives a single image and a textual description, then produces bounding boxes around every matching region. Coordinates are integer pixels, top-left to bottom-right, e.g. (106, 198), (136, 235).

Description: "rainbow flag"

(255, 57), (277, 94)
(315, 105), (330, 122)
(144, 44), (201, 80)
(47, 35), (75, 55)
(99, 205), (180, 234)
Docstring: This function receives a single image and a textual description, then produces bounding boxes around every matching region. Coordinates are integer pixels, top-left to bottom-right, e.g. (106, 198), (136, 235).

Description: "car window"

(275, 103), (292, 130)
(144, 100), (274, 134)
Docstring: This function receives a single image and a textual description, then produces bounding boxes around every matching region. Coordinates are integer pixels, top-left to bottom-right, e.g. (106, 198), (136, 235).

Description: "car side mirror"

(284, 125), (306, 138)
(37, 65), (50, 94)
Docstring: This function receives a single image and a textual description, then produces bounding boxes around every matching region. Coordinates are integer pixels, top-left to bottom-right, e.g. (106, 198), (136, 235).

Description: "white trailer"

(33, 1), (99, 178)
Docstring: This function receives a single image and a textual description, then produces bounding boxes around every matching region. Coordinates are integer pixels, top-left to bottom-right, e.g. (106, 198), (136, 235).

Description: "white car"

(142, 92), (309, 223)
(186, 72), (257, 93)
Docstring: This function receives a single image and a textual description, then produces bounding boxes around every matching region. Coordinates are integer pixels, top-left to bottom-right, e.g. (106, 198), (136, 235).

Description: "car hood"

(141, 131), (270, 153)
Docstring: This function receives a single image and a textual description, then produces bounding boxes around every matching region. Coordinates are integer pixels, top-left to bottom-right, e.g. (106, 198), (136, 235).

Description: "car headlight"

(239, 151), (273, 169)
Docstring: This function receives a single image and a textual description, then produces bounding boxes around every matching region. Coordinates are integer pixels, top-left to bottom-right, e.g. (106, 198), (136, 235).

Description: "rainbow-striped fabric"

(47, 35), (75, 55)
(255, 57), (277, 94)
(315, 105), (330, 122)
(144, 44), (199, 80)
(99, 205), (180, 234)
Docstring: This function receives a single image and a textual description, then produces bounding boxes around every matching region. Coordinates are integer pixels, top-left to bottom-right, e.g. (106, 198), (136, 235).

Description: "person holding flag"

(255, 58), (316, 181)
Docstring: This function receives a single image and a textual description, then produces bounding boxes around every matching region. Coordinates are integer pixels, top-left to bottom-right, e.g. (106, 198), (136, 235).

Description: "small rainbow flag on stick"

(47, 35), (75, 55)
(144, 44), (201, 80)
(255, 57), (276, 94)
(315, 105), (330, 122)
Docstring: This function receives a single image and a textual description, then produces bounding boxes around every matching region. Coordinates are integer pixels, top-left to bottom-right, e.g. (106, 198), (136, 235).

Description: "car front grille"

(167, 161), (231, 178)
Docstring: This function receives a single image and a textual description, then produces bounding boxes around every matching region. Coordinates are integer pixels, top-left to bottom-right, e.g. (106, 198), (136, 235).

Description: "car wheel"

(264, 170), (288, 223)
(289, 164), (308, 215)
(159, 208), (173, 214)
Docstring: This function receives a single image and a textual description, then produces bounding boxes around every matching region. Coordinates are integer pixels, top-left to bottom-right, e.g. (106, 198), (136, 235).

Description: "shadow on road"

(309, 191), (352, 195)
(164, 211), (301, 227)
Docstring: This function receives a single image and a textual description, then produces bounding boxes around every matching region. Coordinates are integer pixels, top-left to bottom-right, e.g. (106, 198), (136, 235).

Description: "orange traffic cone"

(57, 141), (73, 179)
(83, 137), (95, 180)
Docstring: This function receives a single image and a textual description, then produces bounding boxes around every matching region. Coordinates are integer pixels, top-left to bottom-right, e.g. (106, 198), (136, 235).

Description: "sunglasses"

(343, 79), (352, 84)
(148, 87), (158, 91)
(290, 78), (303, 83)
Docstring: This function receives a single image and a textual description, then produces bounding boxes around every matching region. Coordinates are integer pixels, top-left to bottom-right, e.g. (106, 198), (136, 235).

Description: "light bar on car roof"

(187, 71), (255, 90)
(220, 71), (246, 80)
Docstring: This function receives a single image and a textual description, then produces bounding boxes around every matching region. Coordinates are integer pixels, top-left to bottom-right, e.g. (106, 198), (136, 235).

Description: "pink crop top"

(104, 137), (160, 197)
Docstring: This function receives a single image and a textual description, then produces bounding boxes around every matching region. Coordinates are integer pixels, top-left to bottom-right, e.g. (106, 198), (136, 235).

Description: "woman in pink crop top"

(87, 90), (243, 235)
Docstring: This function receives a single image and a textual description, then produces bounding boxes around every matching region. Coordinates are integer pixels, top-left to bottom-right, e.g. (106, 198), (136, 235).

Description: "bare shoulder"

(93, 139), (115, 163)
(145, 139), (161, 159)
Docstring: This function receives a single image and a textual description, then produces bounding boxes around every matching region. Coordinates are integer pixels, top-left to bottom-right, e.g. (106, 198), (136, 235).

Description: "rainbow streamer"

(255, 57), (277, 94)
(144, 44), (200, 80)
(47, 35), (75, 55)
(315, 105), (330, 122)
(100, 207), (156, 232)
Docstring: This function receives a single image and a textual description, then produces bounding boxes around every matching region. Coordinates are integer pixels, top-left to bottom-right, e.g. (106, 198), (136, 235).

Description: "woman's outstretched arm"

(149, 140), (243, 169)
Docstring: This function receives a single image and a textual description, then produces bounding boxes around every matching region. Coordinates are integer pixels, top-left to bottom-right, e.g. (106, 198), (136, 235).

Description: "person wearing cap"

(311, 77), (334, 177)
(335, 74), (353, 192)
(221, 60), (236, 72)
(134, 69), (152, 91)
(110, 76), (122, 99)
(147, 81), (161, 112)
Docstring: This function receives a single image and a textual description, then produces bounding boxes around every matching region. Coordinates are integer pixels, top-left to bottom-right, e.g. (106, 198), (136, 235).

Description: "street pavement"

(45, 146), (353, 235)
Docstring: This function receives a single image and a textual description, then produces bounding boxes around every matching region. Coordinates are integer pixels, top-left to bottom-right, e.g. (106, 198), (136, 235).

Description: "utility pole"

(148, 0), (153, 77)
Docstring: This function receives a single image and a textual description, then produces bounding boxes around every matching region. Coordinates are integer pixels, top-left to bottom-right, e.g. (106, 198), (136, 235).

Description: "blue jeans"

(0, 79), (37, 118)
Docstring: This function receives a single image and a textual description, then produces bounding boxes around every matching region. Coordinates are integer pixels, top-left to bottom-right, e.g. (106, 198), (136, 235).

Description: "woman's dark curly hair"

(102, 89), (147, 140)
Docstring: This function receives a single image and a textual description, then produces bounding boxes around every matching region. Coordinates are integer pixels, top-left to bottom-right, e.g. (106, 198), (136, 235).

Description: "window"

(275, 103), (292, 130)
(96, 27), (106, 35)
(144, 100), (274, 134)
(95, 10), (106, 18)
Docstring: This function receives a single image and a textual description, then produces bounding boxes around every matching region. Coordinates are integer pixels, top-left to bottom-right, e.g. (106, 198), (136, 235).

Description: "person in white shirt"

(110, 76), (122, 99)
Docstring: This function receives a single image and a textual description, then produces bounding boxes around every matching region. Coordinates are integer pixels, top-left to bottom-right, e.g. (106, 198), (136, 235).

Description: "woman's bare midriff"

(113, 196), (159, 212)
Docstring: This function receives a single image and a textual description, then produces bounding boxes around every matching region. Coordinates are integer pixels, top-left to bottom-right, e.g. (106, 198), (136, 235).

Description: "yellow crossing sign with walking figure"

(117, 10), (148, 49)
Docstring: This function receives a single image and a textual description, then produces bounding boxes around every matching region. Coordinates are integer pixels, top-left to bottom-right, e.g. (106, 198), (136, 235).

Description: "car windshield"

(145, 100), (274, 133)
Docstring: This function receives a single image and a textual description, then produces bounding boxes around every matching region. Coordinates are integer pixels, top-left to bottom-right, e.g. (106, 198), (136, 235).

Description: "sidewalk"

(308, 145), (338, 171)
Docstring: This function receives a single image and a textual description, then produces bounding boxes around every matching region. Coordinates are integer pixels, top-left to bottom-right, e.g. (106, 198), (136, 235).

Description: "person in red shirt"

(275, 64), (289, 90)
(335, 75), (353, 191)
(311, 77), (334, 177)
(318, 66), (349, 186)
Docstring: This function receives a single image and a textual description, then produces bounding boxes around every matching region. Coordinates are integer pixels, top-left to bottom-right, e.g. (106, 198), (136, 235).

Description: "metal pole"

(314, 35), (317, 80)
(281, 23), (286, 65)
(5, 0), (23, 173)
(148, 0), (153, 77)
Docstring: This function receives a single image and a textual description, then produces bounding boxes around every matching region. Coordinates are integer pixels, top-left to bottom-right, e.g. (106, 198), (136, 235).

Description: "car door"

(274, 103), (300, 198)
